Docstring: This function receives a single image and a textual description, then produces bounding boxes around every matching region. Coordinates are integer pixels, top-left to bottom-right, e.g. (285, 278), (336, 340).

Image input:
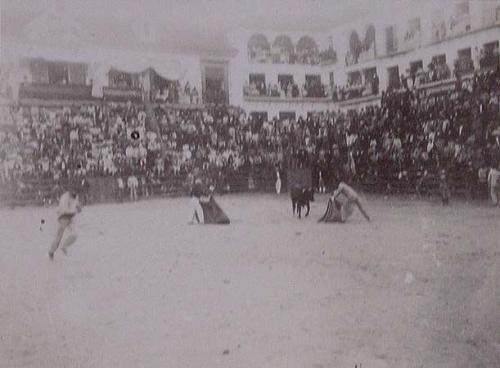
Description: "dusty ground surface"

(0, 193), (499, 368)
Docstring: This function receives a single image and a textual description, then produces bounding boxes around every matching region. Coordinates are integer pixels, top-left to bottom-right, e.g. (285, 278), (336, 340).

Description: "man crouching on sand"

(319, 182), (371, 223)
(49, 188), (82, 260)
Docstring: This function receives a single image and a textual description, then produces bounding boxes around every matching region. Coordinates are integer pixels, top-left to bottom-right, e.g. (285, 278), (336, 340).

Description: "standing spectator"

(192, 87), (199, 104)
(487, 164), (500, 205)
(117, 177), (125, 202)
(478, 166), (489, 199)
(141, 175), (150, 198)
(248, 173), (255, 191)
(275, 169), (281, 194)
(439, 169), (450, 205)
(184, 82), (191, 104)
(127, 174), (139, 201)
(80, 176), (91, 205)
(372, 73), (379, 95)
(401, 73), (408, 90)
(318, 170), (326, 193)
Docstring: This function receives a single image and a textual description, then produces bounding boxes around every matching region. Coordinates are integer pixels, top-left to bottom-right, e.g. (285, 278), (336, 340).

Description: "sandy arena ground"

(0, 193), (499, 368)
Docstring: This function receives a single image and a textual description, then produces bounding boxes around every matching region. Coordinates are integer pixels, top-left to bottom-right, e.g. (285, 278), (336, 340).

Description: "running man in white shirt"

(48, 189), (82, 260)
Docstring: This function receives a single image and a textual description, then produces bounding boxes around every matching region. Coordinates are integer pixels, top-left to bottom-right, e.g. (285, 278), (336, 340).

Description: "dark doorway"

(201, 60), (229, 104)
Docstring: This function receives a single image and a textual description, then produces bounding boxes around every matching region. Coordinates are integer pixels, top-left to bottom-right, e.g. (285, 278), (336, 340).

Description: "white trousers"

(191, 197), (204, 223)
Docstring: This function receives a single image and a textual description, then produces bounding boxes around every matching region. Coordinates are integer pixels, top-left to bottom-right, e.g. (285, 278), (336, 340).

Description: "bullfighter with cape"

(319, 182), (370, 223)
(190, 178), (230, 225)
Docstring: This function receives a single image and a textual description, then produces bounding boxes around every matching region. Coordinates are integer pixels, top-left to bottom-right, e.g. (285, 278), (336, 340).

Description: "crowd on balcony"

(247, 33), (338, 66)
(153, 81), (200, 105)
(333, 73), (379, 102)
(404, 62), (452, 89)
(243, 79), (328, 99)
(478, 43), (500, 70)
(454, 56), (475, 77)
(106, 68), (203, 106)
(345, 28), (376, 67)
(394, 46), (499, 91)
(248, 46), (338, 66)
(345, 44), (376, 66)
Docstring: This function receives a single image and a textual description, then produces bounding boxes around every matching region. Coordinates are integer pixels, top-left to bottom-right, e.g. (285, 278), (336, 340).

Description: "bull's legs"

(292, 201), (296, 214)
(298, 204), (302, 218)
(305, 202), (310, 217)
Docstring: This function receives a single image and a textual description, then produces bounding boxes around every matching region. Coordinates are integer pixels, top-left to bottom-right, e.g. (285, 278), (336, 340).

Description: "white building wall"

(1, 41), (203, 98)
(228, 29), (329, 108)
(228, 0), (500, 118)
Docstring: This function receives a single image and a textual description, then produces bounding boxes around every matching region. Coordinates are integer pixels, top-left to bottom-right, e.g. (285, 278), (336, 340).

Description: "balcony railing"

(337, 93), (380, 108)
(243, 95), (331, 103)
(102, 86), (143, 102)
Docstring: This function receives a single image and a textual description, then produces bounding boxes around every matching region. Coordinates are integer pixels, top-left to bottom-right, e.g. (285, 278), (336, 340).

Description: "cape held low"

(199, 196), (230, 224)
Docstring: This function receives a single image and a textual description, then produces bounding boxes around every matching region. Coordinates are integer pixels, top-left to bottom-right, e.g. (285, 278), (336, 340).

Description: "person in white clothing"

(275, 170), (281, 194)
(190, 178), (207, 224)
(319, 182), (370, 223)
(127, 175), (139, 201)
(116, 177), (125, 201)
(49, 189), (82, 260)
(488, 165), (500, 205)
(318, 171), (326, 193)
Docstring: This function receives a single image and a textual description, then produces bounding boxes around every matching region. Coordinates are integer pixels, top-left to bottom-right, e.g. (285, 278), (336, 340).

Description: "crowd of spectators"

(152, 104), (285, 188)
(1, 61), (499, 204)
(0, 101), (164, 202)
(163, 66), (499, 196)
(318, 68), (500, 194)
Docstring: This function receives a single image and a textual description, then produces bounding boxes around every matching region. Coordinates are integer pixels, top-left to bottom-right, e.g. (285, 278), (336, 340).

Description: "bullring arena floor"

(0, 193), (499, 368)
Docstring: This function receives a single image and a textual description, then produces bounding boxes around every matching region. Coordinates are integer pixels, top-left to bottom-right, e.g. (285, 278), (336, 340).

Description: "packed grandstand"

(1, 62), (499, 206)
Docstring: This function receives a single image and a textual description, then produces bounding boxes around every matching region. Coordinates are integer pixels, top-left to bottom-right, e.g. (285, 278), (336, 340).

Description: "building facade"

(228, 0), (500, 119)
(1, 0), (499, 114)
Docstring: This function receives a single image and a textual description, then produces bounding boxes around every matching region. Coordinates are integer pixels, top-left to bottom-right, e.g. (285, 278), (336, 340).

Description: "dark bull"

(290, 187), (314, 219)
